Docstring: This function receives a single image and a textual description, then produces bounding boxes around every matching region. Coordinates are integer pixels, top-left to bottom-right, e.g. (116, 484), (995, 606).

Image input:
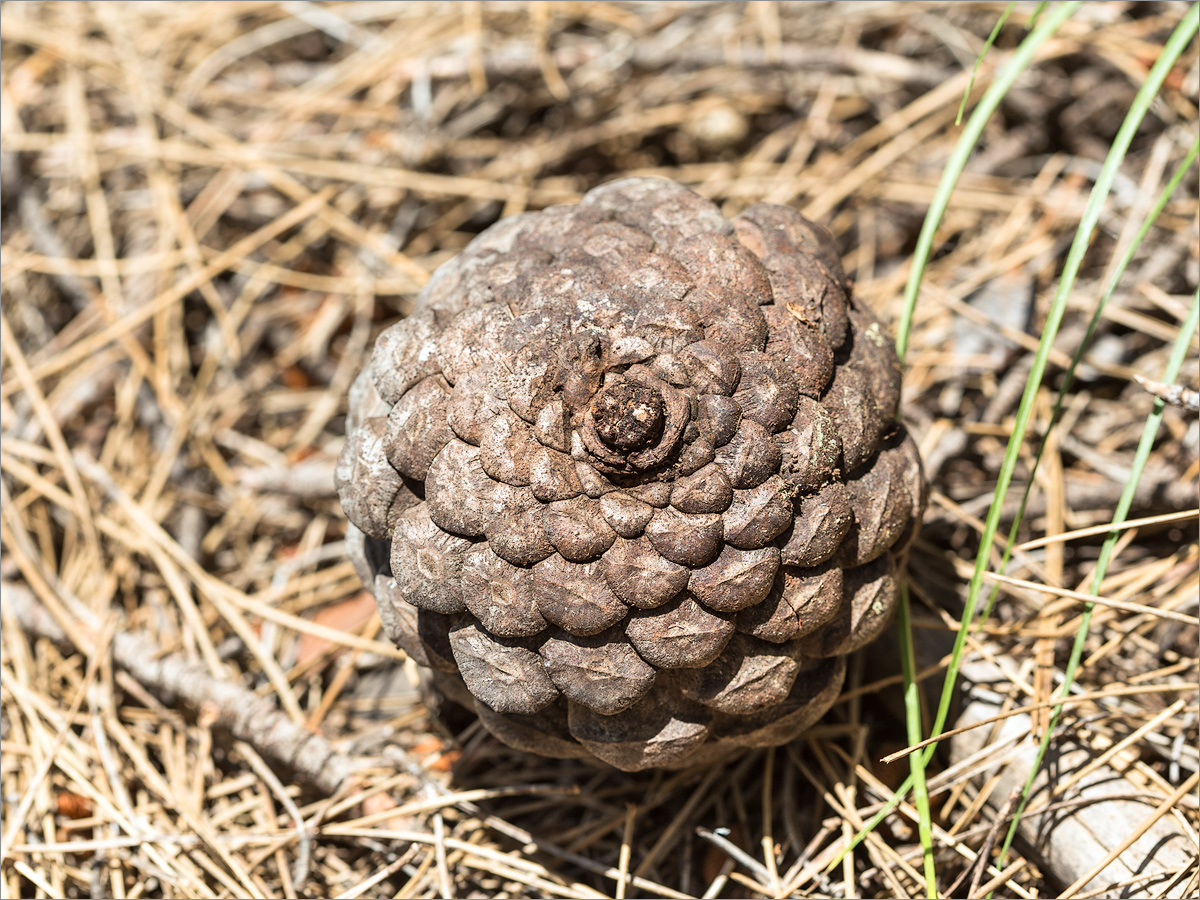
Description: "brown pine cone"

(338, 177), (926, 771)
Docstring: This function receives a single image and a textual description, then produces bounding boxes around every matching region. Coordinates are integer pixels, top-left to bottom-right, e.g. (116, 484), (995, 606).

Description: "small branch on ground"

(236, 459), (339, 499)
(3, 580), (387, 797)
(1134, 374), (1200, 412)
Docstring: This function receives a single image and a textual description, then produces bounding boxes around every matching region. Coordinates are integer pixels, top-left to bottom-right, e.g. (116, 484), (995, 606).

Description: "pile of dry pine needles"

(1, 2), (1197, 898)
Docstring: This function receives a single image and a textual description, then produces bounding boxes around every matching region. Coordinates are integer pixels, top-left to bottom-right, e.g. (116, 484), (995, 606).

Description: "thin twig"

(4, 581), (379, 795)
(1134, 374), (1200, 412)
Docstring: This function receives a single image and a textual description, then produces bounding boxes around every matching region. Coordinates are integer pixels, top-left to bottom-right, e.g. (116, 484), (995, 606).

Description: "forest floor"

(1, 2), (1197, 898)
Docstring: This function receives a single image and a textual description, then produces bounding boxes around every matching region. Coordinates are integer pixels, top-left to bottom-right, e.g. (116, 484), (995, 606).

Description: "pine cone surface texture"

(339, 177), (926, 771)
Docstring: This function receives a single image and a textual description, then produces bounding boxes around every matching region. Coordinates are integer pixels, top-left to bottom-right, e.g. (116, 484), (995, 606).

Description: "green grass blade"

(956, 2), (1017, 126)
(834, 5), (1081, 869)
(983, 6), (1200, 870)
(897, 584), (937, 897)
(926, 0), (1198, 760)
(994, 288), (1200, 875)
(977, 135), (1198, 627)
(835, 3), (1081, 868)
(846, 125), (1198, 892)
(836, 2), (1197, 871)
(895, 0), (1080, 362)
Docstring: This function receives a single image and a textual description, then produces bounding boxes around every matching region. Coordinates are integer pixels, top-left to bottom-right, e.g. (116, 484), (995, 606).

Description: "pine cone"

(338, 177), (926, 771)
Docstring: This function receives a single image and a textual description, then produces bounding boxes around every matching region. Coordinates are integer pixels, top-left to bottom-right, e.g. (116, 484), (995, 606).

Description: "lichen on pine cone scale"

(338, 177), (926, 771)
